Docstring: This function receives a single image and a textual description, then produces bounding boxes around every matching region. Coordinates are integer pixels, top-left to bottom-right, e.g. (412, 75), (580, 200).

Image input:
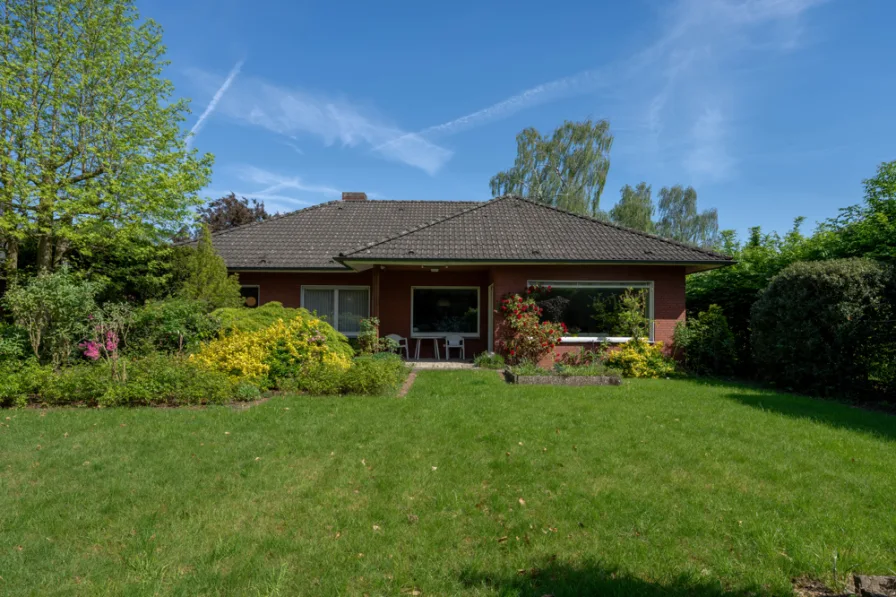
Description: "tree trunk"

(3, 238), (17, 281)
(36, 175), (55, 271)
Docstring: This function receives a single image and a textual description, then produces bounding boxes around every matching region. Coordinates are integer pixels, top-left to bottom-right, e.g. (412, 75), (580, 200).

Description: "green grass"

(1, 371), (894, 596)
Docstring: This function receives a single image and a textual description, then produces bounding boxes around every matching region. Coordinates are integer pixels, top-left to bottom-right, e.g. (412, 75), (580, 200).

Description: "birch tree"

(490, 119), (613, 216)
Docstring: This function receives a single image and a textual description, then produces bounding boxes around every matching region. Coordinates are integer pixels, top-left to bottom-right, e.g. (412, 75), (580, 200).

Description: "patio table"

(413, 337), (442, 360)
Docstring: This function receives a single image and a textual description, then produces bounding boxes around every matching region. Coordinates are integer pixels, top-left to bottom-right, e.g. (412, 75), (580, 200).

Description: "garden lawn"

(1, 371), (894, 597)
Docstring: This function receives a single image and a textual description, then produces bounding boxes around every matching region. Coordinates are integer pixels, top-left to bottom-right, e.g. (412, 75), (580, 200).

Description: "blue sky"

(142, 0), (896, 238)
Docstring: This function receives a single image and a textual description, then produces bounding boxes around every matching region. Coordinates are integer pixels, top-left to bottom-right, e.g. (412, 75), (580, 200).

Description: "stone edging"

(503, 370), (622, 386)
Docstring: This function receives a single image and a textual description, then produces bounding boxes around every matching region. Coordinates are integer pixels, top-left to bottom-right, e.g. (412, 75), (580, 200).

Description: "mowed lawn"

(1, 371), (894, 596)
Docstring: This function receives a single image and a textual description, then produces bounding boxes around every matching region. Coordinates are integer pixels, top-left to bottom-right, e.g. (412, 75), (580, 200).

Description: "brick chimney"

(342, 192), (367, 202)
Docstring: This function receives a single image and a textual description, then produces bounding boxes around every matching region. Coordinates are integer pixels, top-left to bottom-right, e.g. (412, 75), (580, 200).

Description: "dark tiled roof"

(210, 199), (480, 269)
(211, 196), (733, 270)
(338, 196), (732, 265)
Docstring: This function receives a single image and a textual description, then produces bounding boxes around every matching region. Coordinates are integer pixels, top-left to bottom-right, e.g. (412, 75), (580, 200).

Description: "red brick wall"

(234, 264), (686, 360)
(236, 271), (373, 307)
(234, 269), (489, 358)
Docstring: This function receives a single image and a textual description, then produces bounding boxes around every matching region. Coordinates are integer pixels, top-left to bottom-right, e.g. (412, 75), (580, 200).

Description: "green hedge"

(0, 355), (256, 407)
(751, 258), (895, 398)
(280, 353), (410, 396)
(673, 305), (738, 376)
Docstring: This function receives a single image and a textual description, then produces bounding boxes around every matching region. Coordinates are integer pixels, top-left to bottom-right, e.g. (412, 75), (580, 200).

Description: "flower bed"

(503, 363), (622, 386)
(503, 369), (622, 386)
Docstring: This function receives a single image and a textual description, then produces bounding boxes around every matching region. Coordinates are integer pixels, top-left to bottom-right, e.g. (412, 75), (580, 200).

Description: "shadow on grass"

(459, 559), (780, 597)
(684, 377), (896, 442)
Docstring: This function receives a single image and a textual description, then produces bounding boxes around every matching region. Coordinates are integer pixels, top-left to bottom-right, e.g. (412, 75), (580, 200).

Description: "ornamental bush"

(751, 258), (896, 398)
(340, 353), (409, 395)
(1, 355), (247, 407)
(192, 312), (352, 386)
(0, 323), (27, 363)
(673, 305), (738, 376)
(130, 298), (219, 355)
(473, 352), (506, 369)
(604, 339), (677, 378)
(2, 270), (99, 366)
(496, 290), (565, 365)
(212, 302), (354, 361)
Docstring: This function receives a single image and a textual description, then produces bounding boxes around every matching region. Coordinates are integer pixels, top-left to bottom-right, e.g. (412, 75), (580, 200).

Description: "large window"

(301, 286), (369, 336)
(528, 281), (653, 341)
(411, 287), (480, 337)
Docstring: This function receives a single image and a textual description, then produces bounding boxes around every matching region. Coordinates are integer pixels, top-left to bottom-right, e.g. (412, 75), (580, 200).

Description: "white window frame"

(300, 285), (370, 337)
(527, 280), (655, 343)
(240, 284), (261, 308)
(410, 286), (481, 339)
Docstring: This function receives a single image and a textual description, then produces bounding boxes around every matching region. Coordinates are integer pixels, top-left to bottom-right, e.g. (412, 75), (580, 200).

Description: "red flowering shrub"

(496, 290), (565, 365)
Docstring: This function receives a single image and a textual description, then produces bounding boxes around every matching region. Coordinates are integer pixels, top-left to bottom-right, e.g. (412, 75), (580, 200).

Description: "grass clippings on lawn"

(1, 371), (894, 596)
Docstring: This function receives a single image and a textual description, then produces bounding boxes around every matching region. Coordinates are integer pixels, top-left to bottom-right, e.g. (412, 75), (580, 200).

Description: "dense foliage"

(603, 339), (677, 379)
(2, 270), (98, 365)
(496, 290), (565, 365)
(340, 353), (409, 395)
(686, 221), (820, 373)
(0, 0), (212, 277)
(199, 193), (273, 233)
(490, 119), (613, 216)
(191, 312), (352, 385)
(655, 185), (719, 248)
(0, 355), (245, 408)
(673, 305), (738, 377)
(129, 298), (220, 354)
(609, 183), (654, 232)
(751, 258), (895, 399)
(177, 225), (243, 310)
(818, 160), (896, 262)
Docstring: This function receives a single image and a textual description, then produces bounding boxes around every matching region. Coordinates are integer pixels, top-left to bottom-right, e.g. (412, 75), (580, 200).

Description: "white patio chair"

(443, 334), (465, 360)
(385, 334), (410, 359)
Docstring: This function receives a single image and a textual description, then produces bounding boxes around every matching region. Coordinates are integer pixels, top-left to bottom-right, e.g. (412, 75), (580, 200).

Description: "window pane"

(337, 289), (369, 334)
(240, 286), (259, 308)
(304, 289), (335, 325)
(535, 286), (648, 336)
(412, 288), (479, 335)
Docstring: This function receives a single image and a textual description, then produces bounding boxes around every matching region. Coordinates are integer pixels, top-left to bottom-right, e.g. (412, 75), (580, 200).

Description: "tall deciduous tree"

(0, 0), (213, 278)
(198, 193), (272, 233)
(490, 119), (613, 216)
(609, 183), (654, 232)
(655, 185), (719, 247)
(820, 160), (896, 262)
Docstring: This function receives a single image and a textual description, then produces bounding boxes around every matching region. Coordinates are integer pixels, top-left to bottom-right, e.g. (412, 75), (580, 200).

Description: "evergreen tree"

(178, 226), (242, 310)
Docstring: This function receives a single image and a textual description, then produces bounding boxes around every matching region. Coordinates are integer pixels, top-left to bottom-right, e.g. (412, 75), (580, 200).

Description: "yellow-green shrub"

(192, 315), (351, 384)
(604, 339), (678, 378)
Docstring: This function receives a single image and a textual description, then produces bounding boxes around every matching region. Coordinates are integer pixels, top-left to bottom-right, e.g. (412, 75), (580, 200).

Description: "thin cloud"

(187, 71), (453, 174)
(383, 0), (828, 182)
(205, 165), (342, 212)
(235, 165), (341, 197)
(187, 60), (244, 147)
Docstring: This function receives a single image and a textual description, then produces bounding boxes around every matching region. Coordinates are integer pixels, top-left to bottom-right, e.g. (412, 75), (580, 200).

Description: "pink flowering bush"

(80, 303), (133, 381)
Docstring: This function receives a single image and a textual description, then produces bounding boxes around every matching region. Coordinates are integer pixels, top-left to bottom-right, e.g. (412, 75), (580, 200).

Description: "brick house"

(211, 193), (733, 359)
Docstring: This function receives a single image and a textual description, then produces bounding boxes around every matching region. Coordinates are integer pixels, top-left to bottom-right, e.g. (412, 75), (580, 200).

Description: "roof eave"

(335, 256), (736, 272)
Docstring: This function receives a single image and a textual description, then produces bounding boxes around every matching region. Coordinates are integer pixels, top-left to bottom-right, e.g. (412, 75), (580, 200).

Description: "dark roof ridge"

(196, 198), (483, 243)
(509, 195), (733, 261)
(338, 197), (505, 257)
